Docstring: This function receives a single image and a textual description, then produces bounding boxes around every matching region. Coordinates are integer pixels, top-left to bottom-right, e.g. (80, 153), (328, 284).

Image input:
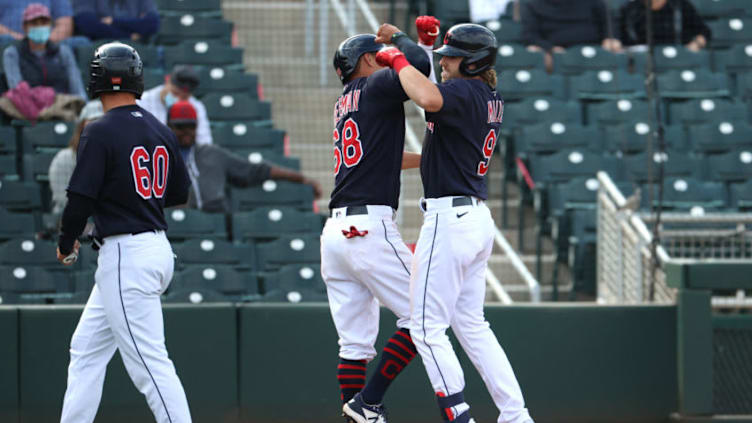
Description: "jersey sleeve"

(164, 132), (191, 207)
(367, 68), (409, 103)
(67, 125), (107, 200)
(436, 79), (468, 116)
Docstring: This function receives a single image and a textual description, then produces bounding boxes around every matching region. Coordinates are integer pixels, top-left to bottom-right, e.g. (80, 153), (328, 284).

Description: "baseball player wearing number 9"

(375, 23), (534, 423)
(322, 18), (439, 423)
(56, 42), (192, 423)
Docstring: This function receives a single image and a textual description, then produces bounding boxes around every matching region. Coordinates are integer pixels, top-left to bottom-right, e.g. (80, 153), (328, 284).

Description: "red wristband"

(392, 55), (409, 73)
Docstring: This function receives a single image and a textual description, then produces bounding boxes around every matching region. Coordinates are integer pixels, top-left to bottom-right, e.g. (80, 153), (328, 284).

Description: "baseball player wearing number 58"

(56, 42), (192, 423)
(375, 23), (534, 423)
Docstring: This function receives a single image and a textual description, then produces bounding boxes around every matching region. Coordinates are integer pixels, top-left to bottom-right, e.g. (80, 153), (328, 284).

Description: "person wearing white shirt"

(137, 65), (213, 145)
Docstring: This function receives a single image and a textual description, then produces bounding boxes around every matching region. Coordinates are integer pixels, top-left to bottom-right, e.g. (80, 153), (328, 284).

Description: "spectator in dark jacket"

(521, 0), (622, 53)
(2, 3), (86, 98)
(167, 101), (322, 213)
(72, 0), (159, 41)
(619, 0), (711, 51)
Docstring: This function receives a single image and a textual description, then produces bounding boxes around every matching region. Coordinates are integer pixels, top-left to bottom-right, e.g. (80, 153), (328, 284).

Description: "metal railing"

(328, 0), (540, 303)
(597, 171), (752, 307)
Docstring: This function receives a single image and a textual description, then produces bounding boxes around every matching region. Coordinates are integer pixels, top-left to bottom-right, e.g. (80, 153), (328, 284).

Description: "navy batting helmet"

(434, 24), (497, 76)
(87, 42), (144, 99)
(333, 34), (382, 84)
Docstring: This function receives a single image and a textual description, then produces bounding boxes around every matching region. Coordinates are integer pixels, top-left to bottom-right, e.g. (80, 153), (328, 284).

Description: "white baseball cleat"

(343, 393), (388, 423)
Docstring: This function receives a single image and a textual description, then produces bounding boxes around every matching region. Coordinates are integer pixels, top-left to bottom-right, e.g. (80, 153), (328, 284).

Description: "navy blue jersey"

(67, 104), (191, 238)
(328, 69), (408, 210)
(421, 79), (503, 200)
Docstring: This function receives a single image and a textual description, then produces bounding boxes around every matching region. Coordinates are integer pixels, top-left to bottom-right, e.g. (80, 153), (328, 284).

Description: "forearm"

(269, 165), (306, 184)
(397, 65), (443, 112)
(401, 151), (421, 169)
(51, 17), (73, 42)
(418, 42), (437, 83)
(0, 24), (22, 38)
(3, 49), (23, 89)
(393, 34), (431, 77)
(74, 12), (130, 39)
(58, 192), (95, 255)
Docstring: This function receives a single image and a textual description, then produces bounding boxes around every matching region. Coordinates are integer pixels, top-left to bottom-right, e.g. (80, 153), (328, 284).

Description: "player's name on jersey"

(487, 100), (503, 124)
(333, 89), (362, 125)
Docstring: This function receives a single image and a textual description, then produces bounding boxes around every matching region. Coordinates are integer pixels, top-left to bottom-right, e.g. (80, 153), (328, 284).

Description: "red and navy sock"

(360, 328), (417, 405)
(337, 358), (367, 403)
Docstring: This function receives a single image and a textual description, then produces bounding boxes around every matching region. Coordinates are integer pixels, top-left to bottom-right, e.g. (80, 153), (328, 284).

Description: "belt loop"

(419, 198), (427, 212)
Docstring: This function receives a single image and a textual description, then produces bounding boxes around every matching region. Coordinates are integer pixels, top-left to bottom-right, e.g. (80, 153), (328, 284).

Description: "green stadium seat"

(487, 20), (524, 44)
(0, 155), (17, 179)
(233, 149), (300, 170)
(21, 121), (73, 152)
(553, 46), (629, 75)
(156, 0), (221, 14)
(212, 123), (284, 154)
(516, 123), (598, 156)
(657, 69), (730, 99)
(230, 180), (314, 211)
(667, 98), (747, 125)
(173, 239), (255, 268)
(0, 209), (35, 241)
(0, 180), (42, 211)
(737, 72), (752, 100)
(527, 150), (616, 184)
(261, 264), (326, 302)
(501, 98), (581, 129)
(707, 150), (752, 181)
(708, 18), (752, 47)
(587, 99), (650, 125)
(498, 69), (566, 100)
(0, 126), (16, 155)
(203, 93), (271, 121)
(713, 43), (752, 74)
(729, 180), (752, 210)
(691, 0), (748, 19)
(434, 0), (471, 28)
(164, 41), (243, 68)
(621, 151), (699, 183)
(641, 177), (728, 211)
(256, 235), (320, 270)
(164, 209), (227, 240)
(689, 121), (752, 154)
(602, 123), (685, 154)
(633, 46), (711, 74)
(0, 266), (61, 293)
(567, 209), (598, 297)
(0, 239), (59, 267)
(73, 270), (95, 294)
(494, 43), (545, 71)
(232, 207), (322, 241)
(173, 265), (258, 299)
(194, 67), (258, 98)
(162, 288), (227, 304)
(569, 70), (645, 100)
(23, 153), (54, 181)
(156, 15), (232, 45)
(143, 68), (167, 90)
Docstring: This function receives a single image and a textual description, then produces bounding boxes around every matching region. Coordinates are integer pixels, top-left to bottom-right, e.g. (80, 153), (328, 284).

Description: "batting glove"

(376, 47), (409, 73)
(416, 15), (441, 46)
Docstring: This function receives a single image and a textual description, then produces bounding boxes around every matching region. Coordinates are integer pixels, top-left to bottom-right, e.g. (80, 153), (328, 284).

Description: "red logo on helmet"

(111, 77), (122, 84)
(444, 32), (451, 45)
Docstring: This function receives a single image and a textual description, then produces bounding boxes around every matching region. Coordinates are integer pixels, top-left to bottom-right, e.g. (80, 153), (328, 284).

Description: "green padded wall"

(0, 307), (18, 423)
(17, 304), (237, 422)
(239, 304), (677, 423)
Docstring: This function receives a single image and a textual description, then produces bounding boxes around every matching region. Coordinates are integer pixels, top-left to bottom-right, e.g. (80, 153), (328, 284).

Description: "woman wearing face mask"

(1, 3), (87, 99)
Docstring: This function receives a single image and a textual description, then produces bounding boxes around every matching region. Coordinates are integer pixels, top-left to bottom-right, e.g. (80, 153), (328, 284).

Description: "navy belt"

(329, 205), (369, 217)
(420, 196), (475, 210)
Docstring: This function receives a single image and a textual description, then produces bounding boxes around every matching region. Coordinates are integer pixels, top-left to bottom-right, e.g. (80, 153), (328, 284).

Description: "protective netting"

(713, 327), (752, 414)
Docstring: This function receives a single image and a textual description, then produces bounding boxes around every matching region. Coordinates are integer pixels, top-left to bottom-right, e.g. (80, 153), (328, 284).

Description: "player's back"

(421, 78), (502, 200)
(329, 69), (409, 210)
(69, 104), (190, 239)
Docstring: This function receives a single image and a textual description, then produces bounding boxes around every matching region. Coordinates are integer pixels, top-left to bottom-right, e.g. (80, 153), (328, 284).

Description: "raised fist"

(375, 47), (406, 68)
(416, 15), (440, 46)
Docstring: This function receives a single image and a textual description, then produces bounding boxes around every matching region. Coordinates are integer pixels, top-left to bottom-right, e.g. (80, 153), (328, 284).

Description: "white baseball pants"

(60, 231), (191, 423)
(410, 197), (533, 423)
(321, 205), (413, 361)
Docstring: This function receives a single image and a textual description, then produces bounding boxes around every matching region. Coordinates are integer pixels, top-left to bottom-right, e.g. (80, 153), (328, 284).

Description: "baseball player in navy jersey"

(321, 19), (438, 423)
(375, 24), (534, 423)
(56, 42), (192, 423)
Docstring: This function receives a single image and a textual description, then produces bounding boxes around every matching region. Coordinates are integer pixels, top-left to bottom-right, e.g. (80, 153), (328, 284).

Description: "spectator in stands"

(521, 0), (623, 53)
(72, 0), (159, 42)
(2, 4), (87, 99)
(48, 100), (103, 215)
(138, 65), (213, 145)
(619, 0), (711, 52)
(167, 101), (322, 213)
(470, 0), (516, 23)
(0, 0), (75, 44)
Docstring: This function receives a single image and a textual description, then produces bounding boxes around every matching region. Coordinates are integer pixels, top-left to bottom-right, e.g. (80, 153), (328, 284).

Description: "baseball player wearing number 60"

(375, 23), (534, 423)
(56, 42), (192, 423)
(322, 18), (439, 423)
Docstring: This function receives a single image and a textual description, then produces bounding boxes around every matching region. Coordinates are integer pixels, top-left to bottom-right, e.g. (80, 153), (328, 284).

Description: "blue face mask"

(164, 92), (178, 109)
(28, 25), (51, 44)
